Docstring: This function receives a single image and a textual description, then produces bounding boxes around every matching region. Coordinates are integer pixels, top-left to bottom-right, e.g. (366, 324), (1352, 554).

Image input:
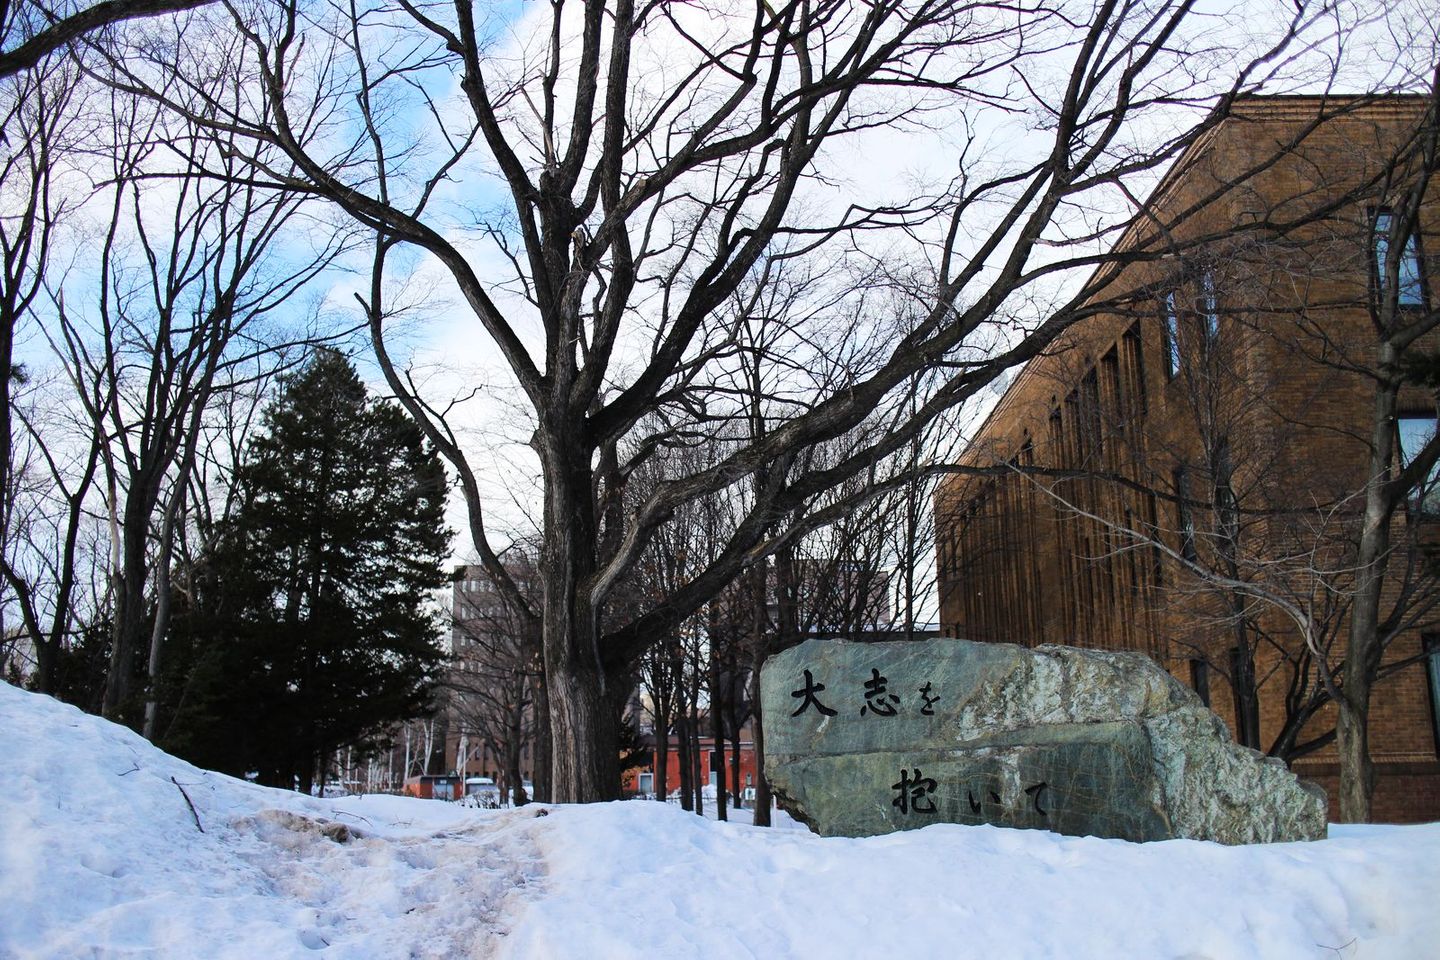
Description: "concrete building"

(445, 562), (540, 798)
(936, 96), (1440, 821)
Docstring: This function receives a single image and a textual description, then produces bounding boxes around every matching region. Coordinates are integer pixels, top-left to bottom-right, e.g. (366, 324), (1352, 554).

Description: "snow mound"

(4, 681), (1440, 960)
(507, 802), (1440, 959)
(0, 682), (541, 959)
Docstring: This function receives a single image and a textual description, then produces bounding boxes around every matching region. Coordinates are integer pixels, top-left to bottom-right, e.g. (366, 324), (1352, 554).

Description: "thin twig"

(171, 776), (204, 833)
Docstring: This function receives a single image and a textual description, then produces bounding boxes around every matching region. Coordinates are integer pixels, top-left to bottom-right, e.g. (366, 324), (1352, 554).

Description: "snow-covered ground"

(3, 682), (1438, 960)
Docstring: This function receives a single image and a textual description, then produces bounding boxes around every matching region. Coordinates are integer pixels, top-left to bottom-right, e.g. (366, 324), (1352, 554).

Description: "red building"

(625, 731), (759, 803)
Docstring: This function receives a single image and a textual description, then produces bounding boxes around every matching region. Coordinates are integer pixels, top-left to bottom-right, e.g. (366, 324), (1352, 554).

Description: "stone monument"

(760, 637), (1327, 844)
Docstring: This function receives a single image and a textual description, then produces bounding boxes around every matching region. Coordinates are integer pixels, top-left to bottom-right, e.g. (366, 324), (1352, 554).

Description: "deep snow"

(2, 681), (1438, 959)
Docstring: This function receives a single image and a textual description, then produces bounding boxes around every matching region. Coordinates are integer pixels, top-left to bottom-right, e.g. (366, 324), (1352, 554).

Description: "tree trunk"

(530, 667), (553, 803)
(0, 305), (13, 584)
(103, 506), (151, 720)
(655, 716), (670, 802)
(1336, 668), (1378, 822)
(143, 497), (182, 740)
(507, 738), (528, 806)
(749, 557), (773, 826)
(422, 718), (436, 774)
(676, 708), (692, 810)
(1213, 453), (1261, 751)
(539, 430), (622, 803)
(1339, 357), (1401, 822)
(713, 715), (727, 819)
(142, 558), (171, 738)
(709, 616), (728, 822)
(32, 638), (56, 695)
(689, 692), (703, 817)
(903, 432), (921, 641)
(1230, 617), (1261, 750)
(750, 682), (770, 826)
(729, 709), (743, 811)
(543, 631), (619, 803)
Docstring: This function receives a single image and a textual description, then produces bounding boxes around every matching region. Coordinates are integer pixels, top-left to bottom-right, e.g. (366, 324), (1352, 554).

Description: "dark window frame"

(1079, 368), (1103, 457)
(1160, 289), (1182, 380)
(1101, 347), (1123, 434)
(1425, 635), (1440, 758)
(1371, 207), (1429, 310)
(1173, 466), (1197, 561)
(1396, 412), (1440, 516)
(1228, 645), (1260, 748)
(1122, 323), (1149, 416)
(1189, 658), (1212, 708)
(1198, 265), (1220, 342)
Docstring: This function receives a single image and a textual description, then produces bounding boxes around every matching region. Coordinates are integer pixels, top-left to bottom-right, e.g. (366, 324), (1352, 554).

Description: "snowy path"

(4, 683), (1440, 959)
(1, 684), (545, 959)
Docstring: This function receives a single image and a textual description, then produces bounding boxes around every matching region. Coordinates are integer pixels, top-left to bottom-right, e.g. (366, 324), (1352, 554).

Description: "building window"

(1160, 291), (1181, 379)
(1080, 369), (1103, 457)
(1213, 438), (1238, 542)
(1199, 267), (1219, 340)
(1189, 658), (1211, 708)
(1396, 414), (1440, 513)
(1123, 506), (1142, 596)
(1228, 646), (1259, 748)
(1373, 209), (1426, 307)
(1123, 323), (1148, 415)
(1173, 467), (1196, 561)
(1425, 637), (1440, 757)
(1146, 491), (1164, 587)
(1101, 348), (1122, 431)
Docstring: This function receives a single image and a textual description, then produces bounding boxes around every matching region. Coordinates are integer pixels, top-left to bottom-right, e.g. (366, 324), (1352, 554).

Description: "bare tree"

(1334, 74), (1440, 821)
(103, 0), (1359, 800)
(43, 68), (345, 724)
(0, 47), (108, 694)
(0, 0), (220, 80)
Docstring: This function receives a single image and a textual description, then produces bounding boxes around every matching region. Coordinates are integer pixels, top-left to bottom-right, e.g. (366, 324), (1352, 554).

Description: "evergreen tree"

(166, 351), (451, 790)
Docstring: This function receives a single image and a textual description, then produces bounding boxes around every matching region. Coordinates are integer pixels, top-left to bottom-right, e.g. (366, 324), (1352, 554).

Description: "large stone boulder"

(760, 638), (1327, 844)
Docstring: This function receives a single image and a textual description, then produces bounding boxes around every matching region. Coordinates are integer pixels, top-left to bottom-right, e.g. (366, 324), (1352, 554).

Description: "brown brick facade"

(936, 96), (1440, 823)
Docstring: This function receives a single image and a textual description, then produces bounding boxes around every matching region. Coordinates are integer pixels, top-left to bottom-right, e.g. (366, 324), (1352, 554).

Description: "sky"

(7, 0), (1437, 629)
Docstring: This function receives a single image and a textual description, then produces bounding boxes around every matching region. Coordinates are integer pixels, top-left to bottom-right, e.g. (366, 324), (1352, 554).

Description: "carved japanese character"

(1025, 781), (1049, 816)
(918, 680), (939, 716)
(861, 667), (901, 717)
(790, 669), (838, 717)
(892, 768), (937, 814)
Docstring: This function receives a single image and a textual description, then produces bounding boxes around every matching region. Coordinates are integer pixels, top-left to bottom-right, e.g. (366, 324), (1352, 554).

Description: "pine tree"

(166, 350), (452, 791)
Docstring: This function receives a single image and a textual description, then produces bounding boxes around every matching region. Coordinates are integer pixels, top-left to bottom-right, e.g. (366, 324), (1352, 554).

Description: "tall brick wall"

(937, 96), (1440, 823)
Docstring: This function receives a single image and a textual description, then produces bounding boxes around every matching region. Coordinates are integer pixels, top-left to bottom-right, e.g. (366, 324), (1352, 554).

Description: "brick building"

(936, 96), (1440, 822)
(623, 728), (761, 802)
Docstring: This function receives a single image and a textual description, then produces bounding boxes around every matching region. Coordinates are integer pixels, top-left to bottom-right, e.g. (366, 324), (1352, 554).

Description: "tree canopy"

(165, 350), (451, 790)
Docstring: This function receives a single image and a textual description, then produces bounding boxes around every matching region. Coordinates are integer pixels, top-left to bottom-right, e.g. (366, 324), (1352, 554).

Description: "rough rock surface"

(760, 638), (1327, 844)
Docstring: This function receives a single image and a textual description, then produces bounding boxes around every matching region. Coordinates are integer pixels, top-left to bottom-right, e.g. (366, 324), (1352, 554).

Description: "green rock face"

(760, 638), (1327, 844)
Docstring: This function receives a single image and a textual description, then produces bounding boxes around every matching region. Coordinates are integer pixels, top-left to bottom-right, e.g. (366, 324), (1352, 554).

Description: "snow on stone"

(3, 681), (1439, 959)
